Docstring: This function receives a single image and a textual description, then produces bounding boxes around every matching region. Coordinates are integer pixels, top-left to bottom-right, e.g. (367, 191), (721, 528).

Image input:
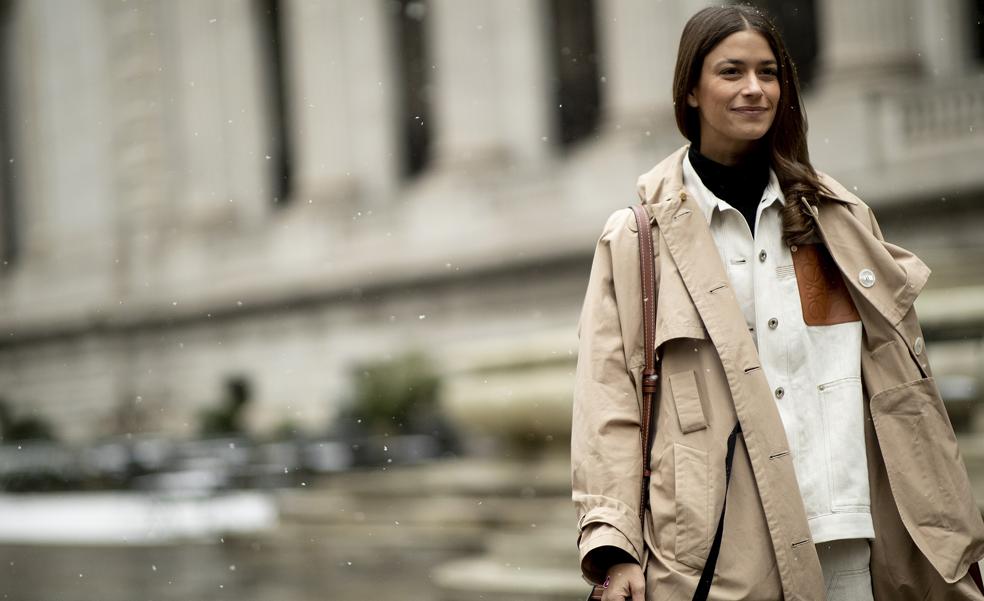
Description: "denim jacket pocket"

(819, 376), (869, 511)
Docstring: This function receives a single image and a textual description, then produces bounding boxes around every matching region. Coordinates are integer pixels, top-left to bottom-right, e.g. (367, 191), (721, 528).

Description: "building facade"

(0, 0), (982, 443)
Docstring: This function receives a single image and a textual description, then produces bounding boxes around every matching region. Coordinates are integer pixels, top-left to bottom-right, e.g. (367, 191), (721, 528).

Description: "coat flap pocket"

(869, 377), (984, 582)
(669, 370), (708, 434)
(674, 443), (710, 568)
(862, 338), (923, 398)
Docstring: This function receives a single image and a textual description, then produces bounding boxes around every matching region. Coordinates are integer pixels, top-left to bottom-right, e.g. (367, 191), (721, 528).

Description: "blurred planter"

(438, 329), (576, 455)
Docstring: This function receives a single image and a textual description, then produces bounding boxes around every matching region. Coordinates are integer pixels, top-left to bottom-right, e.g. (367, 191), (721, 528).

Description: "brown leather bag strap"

(630, 204), (658, 520)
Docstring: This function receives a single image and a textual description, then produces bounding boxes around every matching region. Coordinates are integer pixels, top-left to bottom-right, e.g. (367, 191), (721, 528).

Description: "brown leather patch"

(791, 244), (860, 326)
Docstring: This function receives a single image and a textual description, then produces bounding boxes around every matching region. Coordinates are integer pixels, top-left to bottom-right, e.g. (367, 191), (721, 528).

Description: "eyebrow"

(713, 58), (778, 68)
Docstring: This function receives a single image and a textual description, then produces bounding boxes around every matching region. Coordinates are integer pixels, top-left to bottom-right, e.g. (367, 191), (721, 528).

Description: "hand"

(602, 562), (645, 601)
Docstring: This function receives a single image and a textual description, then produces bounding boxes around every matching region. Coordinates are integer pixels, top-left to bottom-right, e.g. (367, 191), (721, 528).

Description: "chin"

(734, 127), (771, 141)
(727, 131), (766, 143)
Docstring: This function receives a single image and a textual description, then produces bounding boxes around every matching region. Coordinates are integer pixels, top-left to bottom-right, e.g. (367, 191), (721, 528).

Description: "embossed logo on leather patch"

(791, 244), (860, 326)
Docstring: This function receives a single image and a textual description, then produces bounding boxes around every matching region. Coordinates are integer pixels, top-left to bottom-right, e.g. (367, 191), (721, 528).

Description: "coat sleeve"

(571, 209), (645, 584)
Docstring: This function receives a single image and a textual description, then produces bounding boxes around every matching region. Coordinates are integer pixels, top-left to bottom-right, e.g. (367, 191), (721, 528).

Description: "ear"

(686, 90), (698, 108)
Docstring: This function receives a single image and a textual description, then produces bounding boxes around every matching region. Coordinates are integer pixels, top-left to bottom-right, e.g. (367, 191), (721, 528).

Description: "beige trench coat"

(572, 146), (984, 600)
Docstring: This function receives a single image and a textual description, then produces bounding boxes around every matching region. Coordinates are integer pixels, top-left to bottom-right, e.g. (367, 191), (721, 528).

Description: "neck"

(687, 145), (770, 228)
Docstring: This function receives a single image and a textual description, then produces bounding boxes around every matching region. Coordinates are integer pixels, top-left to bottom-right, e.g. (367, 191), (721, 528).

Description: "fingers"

(602, 563), (645, 601)
(600, 575), (625, 601)
(629, 574), (646, 601)
(601, 586), (625, 601)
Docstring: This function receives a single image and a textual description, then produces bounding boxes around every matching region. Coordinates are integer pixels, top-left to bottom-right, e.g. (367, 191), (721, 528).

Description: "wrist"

(600, 548), (638, 573)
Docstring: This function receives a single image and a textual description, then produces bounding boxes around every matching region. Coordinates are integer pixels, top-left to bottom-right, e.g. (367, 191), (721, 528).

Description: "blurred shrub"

(198, 377), (252, 437)
(349, 352), (440, 435)
(0, 397), (56, 443)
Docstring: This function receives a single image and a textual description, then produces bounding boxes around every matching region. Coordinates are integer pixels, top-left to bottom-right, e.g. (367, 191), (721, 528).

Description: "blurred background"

(0, 0), (982, 599)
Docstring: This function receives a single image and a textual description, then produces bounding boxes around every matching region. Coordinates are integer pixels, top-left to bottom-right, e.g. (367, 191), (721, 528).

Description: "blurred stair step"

(433, 556), (585, 601)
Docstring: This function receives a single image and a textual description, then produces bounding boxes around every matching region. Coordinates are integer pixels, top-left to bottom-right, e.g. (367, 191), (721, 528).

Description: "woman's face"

(687, 29), (779, 164)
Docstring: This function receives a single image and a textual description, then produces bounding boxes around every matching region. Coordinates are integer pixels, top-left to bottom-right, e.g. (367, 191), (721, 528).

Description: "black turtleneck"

(688, 145), (771, 233)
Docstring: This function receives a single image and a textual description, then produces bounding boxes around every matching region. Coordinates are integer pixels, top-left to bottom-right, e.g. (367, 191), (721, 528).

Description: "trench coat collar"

(636, 145), (926, 329)
(635, 144), (858, 208)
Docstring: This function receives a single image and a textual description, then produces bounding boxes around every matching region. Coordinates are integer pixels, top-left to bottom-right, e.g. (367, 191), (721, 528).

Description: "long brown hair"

(672, 5), (829, 246)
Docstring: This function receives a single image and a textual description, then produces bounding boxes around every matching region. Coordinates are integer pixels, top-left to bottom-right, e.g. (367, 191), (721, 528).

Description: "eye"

(719, 67), (741, 77)
(759, 68), (778, 78)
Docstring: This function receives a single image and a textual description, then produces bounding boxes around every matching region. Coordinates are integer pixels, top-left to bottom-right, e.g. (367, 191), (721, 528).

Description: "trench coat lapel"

(651, 194), (750, 360)
(651, 217), (708, 352)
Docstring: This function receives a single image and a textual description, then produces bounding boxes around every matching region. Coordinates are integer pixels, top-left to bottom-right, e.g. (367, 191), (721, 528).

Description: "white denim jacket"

(682, 153), (873, 544)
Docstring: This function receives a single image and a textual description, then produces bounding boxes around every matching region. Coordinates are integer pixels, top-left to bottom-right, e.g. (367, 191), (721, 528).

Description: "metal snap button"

(768, 318), (779, 329)
(914, 336), (924, 355)
(859, 269), (876, 288)
(775, 387), (785, 399)
(759, 249), (767, 262)
(790, 245), (798, 253)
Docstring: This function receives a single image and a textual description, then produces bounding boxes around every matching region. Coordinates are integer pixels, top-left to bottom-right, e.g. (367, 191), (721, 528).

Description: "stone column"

(489, 0), (553, 164)
(16, 1), (116, 267)
(816, 0), (921, 83)
(338, 0), (401, 198)
(428, 0), (552, 168)
(429, 0), (500, 166)
(167, 0), (269, 227)
(282, 0), (398, 202)
(105, 0), (169, 284)
(281, 0), (361, 202)
(596, 0), (709, 131)
(916, 0), (972, 78)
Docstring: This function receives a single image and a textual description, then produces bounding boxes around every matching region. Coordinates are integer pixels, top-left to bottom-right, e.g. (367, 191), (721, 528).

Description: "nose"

(742, 74), (764, 96)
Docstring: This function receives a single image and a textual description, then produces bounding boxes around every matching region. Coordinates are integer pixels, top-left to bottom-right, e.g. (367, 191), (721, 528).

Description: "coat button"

(775, 387), (785, 399)
(768, 318), (779, 329)
(859, 269), (876, 288)
(759, 249), (767, 262)
(914, 336), (924, 355)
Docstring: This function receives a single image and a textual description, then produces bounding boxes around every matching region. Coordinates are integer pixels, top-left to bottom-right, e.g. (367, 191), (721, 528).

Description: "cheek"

(706, 92), (731, 114)
(768, 86), (781, 104)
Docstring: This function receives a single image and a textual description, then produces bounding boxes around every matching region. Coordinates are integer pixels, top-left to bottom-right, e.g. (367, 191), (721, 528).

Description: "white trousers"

(817, 539), (874, 601)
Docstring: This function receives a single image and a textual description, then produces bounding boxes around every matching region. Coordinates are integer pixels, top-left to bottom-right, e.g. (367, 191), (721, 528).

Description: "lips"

(733, 107), (767, 113)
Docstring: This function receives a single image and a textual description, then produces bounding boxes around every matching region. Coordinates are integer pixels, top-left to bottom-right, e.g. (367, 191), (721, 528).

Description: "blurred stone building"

(0, 0), (982, 443)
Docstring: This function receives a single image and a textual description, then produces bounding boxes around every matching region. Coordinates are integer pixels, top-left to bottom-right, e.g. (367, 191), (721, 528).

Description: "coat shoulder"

(817, 170), (877, 226)
(817, 170), (865, 206)
(597, 207), (637, 242)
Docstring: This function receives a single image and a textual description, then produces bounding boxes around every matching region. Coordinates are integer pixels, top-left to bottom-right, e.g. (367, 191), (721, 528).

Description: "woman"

(571, 5), (984, 601)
